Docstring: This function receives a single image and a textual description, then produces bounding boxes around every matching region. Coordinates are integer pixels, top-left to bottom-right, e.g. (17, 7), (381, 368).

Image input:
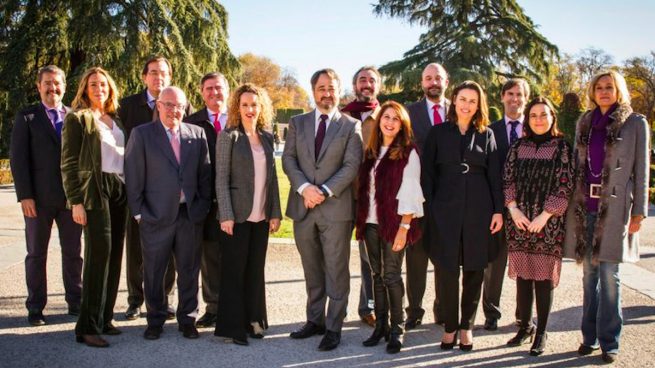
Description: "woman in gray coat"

(564, 70), (650, 364)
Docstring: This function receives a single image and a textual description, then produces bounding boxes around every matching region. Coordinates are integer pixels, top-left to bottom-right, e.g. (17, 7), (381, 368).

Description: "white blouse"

(95, 118), (125, 179)
(365, 147), (424, 224)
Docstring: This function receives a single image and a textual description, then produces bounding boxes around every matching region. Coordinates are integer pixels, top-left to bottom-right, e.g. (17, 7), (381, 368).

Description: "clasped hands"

(509, 204), (552, 233)
(302, 185), (326, 209)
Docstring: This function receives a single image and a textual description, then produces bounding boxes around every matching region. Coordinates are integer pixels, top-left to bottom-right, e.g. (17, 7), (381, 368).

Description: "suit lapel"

(179, 123), (192, 169)
(36, 104), (60, 144)
(495, 118), (509, 151)
(304, 112), (316, 161)
(317, 111), (342, 162)
(419, 98), (432, 130)
(154, 122), (180, 169)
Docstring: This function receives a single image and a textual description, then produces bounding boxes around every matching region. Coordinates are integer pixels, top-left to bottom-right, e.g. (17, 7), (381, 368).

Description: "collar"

(161, 121), (180, 135)
(504, 114), (524, 125)
(146, 90), (157, 106)
(41, 102), (65, 113)
(426, 98), (446, 110)
(314, 108), (337, 124)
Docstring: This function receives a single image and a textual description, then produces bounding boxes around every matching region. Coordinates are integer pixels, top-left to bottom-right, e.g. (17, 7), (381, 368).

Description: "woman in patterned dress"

(502, 96), (575, 356)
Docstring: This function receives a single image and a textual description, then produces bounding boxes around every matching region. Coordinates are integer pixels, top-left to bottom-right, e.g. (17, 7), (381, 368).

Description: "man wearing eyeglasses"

(125, 86), (211, 340)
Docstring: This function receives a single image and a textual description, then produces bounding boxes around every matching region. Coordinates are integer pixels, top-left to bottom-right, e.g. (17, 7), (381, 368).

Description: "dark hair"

(446, 80), (490, 133)
(500, 78), (530, 99)
(352, 66), (381, 86)
(310, 68), (341, 91)
(523, 96), (563, 138)
(141, 56), (172, 76)
(37, 65), (66, 83)
(365, 101), (414, 160)
(200, 72), (228, 89)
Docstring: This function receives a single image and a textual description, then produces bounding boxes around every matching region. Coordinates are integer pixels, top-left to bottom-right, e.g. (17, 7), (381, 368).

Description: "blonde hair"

(586, 70), (631, 109)
(226, 83), (274, 130)
(71, 67), (120, 114)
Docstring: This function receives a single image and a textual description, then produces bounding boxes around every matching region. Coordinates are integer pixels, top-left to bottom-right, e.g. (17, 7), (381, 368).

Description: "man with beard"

(183, 72), (229, 328)
(341, 66), (381, 327)
(10, 65), (83, 326)
(283, 69), (362, 351)
(404, 63), (450, 329)
(119, 56), (193, 321)
(483, 78), (530, 331)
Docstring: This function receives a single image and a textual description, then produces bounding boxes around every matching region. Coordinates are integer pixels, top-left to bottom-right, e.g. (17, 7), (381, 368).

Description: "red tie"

(432, 104), (443, 125)
(213, 113), (222, 134)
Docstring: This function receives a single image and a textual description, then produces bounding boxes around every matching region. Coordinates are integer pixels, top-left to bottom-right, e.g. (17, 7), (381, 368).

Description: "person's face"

(528, 103), (553, 136)
(354, 69), (380, 102)
(421, 65), (449, 100)
(37, 72), (65, 108)
(239, 92), (260, 127)
(201, 77), (228, 112)
(501, 84), (527, 118)
(142, 60), (171, 97)
(157, 90), (186, 129)
(454, 88), (479, 123)
(594, 75), (618, 110)
(313, 73), (340, 112)
(379, 107), (402, 143)
(86, 72), (109, 110)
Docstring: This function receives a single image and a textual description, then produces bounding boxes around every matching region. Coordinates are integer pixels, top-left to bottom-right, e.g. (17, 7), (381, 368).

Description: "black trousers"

(482, 229), (508, 320)
(364, 224), (405, 333)
(215, 220), (269, 340)
(75, 173), (127, 335)
(516, 278), (553, 334)
(440, 266), (484, 333)
(200, 238), (221, 314)
(405, 217), (441, 321)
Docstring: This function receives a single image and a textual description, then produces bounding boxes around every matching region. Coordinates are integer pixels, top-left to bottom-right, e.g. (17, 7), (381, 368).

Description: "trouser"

(200, 238), (221, 314)
(125, 216), (176, 307)
(24, 203), (82, 311)
(293, 209), (352, 332)
(358, 240), (375, 317)
(405, 217), (441, 321)
(140, 204), (202, 327)
(516, 278), (553, 334)
(581, 213), (622, 353)
(75, 173), (127, 335)
(440, 266), (484, 333)
(364, 224), (405, 334)
(482, 229), (509, 321)
(215, 221), (269, 339)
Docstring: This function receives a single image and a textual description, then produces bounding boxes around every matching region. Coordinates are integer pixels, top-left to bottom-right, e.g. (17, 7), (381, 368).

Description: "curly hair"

(226, 83), (274, 130)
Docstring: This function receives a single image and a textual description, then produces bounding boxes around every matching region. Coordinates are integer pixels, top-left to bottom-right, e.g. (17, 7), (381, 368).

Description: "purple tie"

(315, 114), (327, 160)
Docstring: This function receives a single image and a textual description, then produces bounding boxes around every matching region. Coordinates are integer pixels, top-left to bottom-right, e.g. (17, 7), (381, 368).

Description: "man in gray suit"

(125, 86), (212, 341)
(283, 69), (363, 351)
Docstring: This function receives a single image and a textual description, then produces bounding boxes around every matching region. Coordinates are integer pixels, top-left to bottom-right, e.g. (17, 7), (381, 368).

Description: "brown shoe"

(76, 334), (109, 348)
(361, 314), (376, 327)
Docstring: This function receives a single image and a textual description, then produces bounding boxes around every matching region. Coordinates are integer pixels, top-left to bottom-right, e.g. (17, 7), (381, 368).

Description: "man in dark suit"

(9, 65), (83, 326)
(118, 56), (192, 320)
(283, 69), (363, 351)
(483, 78), (530, 331)
(183, 72), (228, 328)
(125, 86), (211, 340)
(404, 63), (450, 329)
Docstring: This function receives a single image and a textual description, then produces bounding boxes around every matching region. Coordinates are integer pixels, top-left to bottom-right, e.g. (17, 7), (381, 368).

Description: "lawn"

(272, 157), (293, 238)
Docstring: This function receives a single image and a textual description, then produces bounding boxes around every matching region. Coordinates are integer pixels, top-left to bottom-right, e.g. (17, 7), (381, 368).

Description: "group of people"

(9, 57), (649, 364)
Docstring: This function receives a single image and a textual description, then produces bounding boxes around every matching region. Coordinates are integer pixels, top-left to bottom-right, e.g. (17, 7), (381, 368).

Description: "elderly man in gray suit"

(283, 68), (363, 351)
(125, 86), (212, 341)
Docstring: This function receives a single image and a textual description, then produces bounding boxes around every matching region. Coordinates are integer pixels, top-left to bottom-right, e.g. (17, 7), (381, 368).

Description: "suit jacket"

(489, 118), (512, 169)
(282, 110), (363, 222)
(215, 126), (282, 223)
(60, 109), (125, 209)
(342, 105), (380, 149)
(119, 90), (193, 139)
(10, 103), (70, 206)
(184, 107), (221, 239)
(124, 121), (211, 226)
(406, 97), (451, 155)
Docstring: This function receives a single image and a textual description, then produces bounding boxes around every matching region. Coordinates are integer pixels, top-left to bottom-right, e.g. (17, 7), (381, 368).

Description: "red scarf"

(342, 100), (379, 121)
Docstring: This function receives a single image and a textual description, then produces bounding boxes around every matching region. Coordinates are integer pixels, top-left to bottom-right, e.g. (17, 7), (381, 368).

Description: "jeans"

(581, 213), (622, 353)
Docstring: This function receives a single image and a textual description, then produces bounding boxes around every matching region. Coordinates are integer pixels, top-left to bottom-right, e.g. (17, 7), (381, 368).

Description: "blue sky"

(221, 0), (655, 100)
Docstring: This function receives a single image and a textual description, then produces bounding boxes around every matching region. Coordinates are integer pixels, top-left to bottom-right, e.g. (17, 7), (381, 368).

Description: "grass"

(0, 159), (11, 185)
(272, 157), (294, 238)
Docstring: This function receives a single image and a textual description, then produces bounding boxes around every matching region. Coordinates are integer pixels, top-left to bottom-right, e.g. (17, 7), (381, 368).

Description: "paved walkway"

(0, 184), (654, 367)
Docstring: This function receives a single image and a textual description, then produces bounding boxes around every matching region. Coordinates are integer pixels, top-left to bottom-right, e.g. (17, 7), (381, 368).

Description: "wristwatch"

(319, 186), (330, 198)
(399, 223), (411, 230)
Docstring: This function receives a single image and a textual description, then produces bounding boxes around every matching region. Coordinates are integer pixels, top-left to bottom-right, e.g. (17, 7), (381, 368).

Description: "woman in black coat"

(422, 81), (503, 351)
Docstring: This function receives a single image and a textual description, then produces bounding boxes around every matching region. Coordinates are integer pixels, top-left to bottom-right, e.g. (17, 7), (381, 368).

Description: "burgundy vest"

(355, 144), (422, 244)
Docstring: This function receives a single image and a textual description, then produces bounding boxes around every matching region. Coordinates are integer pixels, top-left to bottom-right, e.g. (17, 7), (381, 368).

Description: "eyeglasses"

(158, 101), (185, 111)
(529, 113), (551, 121)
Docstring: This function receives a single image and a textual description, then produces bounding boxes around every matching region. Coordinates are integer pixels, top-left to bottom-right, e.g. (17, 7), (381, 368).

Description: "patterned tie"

(315, 114), (327, 160)
(47, 108), (63, 139)
(432, 104), (443, 125)
(509, 121), (520, 145)
(213, 113), (222, 134)
(169, 128), (181, 163)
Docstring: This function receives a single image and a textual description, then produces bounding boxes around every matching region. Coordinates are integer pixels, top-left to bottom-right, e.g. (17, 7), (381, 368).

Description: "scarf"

(342, 100), (379, 121)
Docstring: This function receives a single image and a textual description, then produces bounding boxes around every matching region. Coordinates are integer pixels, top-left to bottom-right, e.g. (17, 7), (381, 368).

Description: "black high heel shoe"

(363, 322), (390, 347)
(529, 333), (547, 356)
(507, 326), (535, 347)
(440, 331), (458, 350)
(459, 330), (473, 352)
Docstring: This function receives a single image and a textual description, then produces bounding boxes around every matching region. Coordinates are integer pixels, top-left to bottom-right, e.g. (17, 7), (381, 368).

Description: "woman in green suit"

(61, 67), (126, 348)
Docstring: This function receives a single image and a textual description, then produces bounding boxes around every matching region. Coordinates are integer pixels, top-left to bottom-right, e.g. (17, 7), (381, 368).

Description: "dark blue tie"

(315, 114), (327, 160)
(509, 120), (519, 145)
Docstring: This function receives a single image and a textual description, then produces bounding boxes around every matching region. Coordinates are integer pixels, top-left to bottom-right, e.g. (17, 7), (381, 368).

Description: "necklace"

(586, 126), (603, 178)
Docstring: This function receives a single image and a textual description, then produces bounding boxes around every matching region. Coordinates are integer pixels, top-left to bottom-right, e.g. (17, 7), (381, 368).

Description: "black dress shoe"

(68, 304), (81, 316)
(144, 325), (163, 340)
(28, 310), (46, 326)
(578, 344), (600, 356)
(76, 334), (109, 348)
(179, 324), (199, 339)
(529, 333), (547, 356)
(601, 352), (618, 363)
(166, 305), (176, 320)
(404, 317), (422, 330)
(102, 323), (122, 335)
(289, 321), (326, 339)
(195, 312), (217, 328)
(386, 333), (403, 354)
(125, 305), (141, 320)
(483, 318), (498, 331)
(318, 330), (341, 351)
(507, 326), (535, 347)
(232, 336), (249, 346)
(362, 323), (390, 347)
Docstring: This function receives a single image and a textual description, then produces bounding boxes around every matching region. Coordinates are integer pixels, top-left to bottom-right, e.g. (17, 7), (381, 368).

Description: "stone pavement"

(0, 184), (654, 368)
